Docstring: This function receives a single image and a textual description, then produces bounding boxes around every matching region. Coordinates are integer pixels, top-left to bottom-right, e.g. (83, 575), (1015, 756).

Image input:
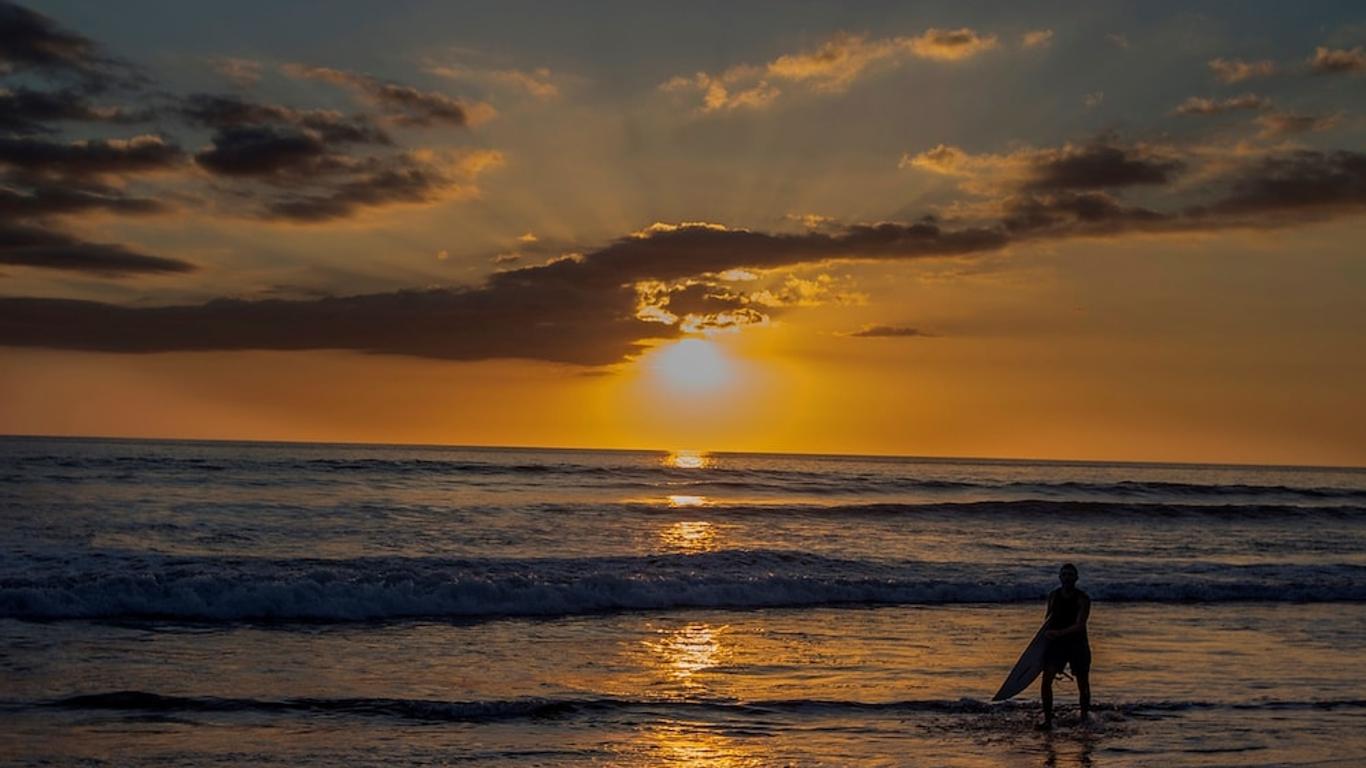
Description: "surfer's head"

(1059, 563), (1079, 587)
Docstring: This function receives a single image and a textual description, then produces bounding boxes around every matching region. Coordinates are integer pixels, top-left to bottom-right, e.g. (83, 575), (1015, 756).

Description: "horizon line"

(3, 432), (1363, 473)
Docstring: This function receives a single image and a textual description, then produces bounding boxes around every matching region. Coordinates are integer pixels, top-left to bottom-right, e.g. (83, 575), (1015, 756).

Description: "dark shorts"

(1044, 636), (1091, 675)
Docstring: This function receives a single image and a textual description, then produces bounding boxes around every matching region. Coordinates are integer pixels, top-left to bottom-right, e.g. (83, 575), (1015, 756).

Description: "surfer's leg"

(1076, 668), (1090, 718)
(1073, 648), (1092, 719)
(1039, 664), (1056, 727)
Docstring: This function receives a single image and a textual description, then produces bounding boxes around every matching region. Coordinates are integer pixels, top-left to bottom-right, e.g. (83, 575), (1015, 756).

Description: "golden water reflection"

(660, 520), (718, 551)
(644, 622), (730, 685)
(646, 721), (770, 767)
(666, 494), (709, 508)
(638, 624), (767, 766)
(664, 450), (714, 470)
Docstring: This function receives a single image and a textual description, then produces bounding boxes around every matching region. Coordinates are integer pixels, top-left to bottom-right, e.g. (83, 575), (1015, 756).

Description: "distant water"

(3, 437), (1365, 766)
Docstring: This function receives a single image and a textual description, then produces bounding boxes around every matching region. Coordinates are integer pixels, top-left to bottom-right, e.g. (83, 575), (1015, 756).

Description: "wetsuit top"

(1047, 588), (1089, 644)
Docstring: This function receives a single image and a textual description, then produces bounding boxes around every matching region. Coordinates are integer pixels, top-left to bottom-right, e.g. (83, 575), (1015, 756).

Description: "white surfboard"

(992, 622), (1049, 701)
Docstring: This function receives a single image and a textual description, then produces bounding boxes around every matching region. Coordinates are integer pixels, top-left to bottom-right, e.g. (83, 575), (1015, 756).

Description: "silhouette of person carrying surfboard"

(1039, 563), (1091, 729)
(991, 563), (1092, 728)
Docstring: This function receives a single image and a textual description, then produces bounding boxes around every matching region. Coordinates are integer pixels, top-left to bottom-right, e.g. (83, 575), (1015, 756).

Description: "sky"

(1, 0), (1364, 465)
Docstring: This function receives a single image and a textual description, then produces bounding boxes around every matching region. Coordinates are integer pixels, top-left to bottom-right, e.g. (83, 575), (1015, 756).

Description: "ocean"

(2, 436), (1365, 766)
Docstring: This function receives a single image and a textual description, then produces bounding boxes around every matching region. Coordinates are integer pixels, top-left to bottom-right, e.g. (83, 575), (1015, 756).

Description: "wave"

(602, 499), (1366, 519)
(4, 551), (1364, 622)
(8, 451), (1365, 505)
(39, 690), (1366, 724)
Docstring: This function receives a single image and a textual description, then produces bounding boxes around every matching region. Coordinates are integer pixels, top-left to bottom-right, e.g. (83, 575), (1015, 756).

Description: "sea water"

(2, 436), (1364, 766)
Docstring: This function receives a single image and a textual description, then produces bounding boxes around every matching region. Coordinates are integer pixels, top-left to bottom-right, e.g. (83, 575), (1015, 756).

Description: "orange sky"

(2, 3), (1365, 465)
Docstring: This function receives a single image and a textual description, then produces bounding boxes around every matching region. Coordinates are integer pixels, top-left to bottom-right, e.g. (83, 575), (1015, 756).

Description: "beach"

(3, 436), (1365, 766)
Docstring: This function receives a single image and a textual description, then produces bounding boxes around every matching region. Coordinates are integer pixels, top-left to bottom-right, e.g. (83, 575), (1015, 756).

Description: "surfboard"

(993, 622), (1049, 701)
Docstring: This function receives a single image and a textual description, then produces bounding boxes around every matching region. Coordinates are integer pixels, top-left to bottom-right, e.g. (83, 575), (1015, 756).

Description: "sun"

(648, 338), (733, 394)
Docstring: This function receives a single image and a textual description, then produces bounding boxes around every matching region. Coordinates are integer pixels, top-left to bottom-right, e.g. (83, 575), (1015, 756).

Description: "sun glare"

(664, 450), (713, 469)
(648, 338), (732, 394)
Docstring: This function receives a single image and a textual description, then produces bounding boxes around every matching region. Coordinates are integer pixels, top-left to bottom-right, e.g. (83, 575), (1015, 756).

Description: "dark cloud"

(0, 86), (145, 134)
(0, 133), (187, 275)
(1309, 46), (1366, 74)
(0, 221), (193, 275)
(0, 183), (164, 216)
(281, 64), (479, 127)
(182, 93), (488, 221)
(1198, 150), (1366, 219)
(1025, 144), (1183, 191)
(847, 325), (933, 338)
(1003, 191), (1167, 234)
(263, 159), (455, 221)
(0, 288), (644, 365)
(0, 1), (136, 88)
(278, 166), (442, 221)
(178, 94), (390, 145)
(0, 221), (1008, 363)
(0, 134), (183, 178)
(0, 1), (101, 74)
(193, 125), (333, 177)
(4, 141), (1366, 360)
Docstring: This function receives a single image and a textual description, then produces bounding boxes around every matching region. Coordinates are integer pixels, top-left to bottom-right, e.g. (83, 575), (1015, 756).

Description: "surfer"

(1038, 563), (1091, 730)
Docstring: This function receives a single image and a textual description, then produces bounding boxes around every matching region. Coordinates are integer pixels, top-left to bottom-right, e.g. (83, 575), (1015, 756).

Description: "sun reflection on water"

(660, 520), (718, 551)
(640, 623), (770, 765)
(664, 450), (714, 470)
(645, 622), (729, 684)
(647, 721), (769, 767)
(666, 494), (709, 508)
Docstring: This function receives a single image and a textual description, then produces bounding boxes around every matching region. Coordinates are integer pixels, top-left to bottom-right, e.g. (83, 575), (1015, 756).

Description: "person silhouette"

(1038, 563), (1091, 729)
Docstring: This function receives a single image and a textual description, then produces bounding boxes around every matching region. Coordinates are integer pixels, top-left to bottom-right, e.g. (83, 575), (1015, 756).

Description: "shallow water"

(3, 437), (1365, 765)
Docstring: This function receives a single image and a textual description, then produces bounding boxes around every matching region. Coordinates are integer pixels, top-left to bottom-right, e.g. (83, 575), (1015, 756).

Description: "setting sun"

(646, 338), (734, 395)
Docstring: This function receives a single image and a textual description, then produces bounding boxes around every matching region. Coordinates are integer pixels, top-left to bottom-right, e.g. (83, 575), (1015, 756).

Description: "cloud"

(1254, 111), (1342, 139)
(0, 183), (164, 217)
(1173, 93), (1270, 116)
(1021, 30), (1054, 50)
(1025, 144), (1182, 191)
(0, 3), (188, 278)
(659, 71), (780, 112)
(281, 63), (493, 126)
(5, 139), (1366, 360)
(1208, 58), (1277, 84)
(209, 57), (263, 86)
(907, 135), (1366, 235)
(179, 94), (391, 145)
(0, 221), (193, 275)
(904, 141), (1184, 199)
(0, 0), (129, 86)
(0, 133), (188, 274)
(745, 273), (865, 307)
(0, 86), (145, 134)
(0, 220), (1009, 363)
(0, 134), (183, 177)
(179, 93), (498, 221)
(662, 28), (997, 112)
(261, 149), (502, 222)
(1083, 91), (1104, 108)
(1309, 46), (1366, 74)
(847, 325), (933, 338)
(427, 62), (564, 99)
(1196, 150), (1366, 219)
(908, 28), (999, 61)
(0, 4), (502, 276)
(193, 125), (340, 177)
